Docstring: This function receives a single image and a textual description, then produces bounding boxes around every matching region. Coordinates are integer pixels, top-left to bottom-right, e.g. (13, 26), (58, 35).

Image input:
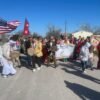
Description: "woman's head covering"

(9, 40), (16, 47)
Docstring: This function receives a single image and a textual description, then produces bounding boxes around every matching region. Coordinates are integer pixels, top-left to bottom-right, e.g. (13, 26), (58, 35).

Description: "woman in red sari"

(97, 42), (100, 69)
(75, 37), (85, 59)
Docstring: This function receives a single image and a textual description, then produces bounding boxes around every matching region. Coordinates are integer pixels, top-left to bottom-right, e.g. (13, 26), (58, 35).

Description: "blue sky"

(0, 0), (100, 36)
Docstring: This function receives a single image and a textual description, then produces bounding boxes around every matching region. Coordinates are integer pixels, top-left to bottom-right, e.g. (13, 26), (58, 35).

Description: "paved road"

(0, 56), (100, 100)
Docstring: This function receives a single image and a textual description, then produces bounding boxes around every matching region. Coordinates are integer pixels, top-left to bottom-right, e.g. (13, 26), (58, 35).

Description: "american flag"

(0, 18), (7, 26)
(0, 18), (20, 34)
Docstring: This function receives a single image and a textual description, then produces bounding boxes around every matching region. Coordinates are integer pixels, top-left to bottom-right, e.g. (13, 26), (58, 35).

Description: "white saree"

(0, 43), (16, 76)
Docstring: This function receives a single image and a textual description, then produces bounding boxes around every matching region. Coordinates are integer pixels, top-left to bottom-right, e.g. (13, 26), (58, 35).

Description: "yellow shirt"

(34, 41), (43, 57)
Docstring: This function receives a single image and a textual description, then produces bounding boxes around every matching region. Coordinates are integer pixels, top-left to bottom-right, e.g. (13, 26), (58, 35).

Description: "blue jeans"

(27, 55), (34, 66)
(81, 61), (88, 71)
(20, 55), (32, 66)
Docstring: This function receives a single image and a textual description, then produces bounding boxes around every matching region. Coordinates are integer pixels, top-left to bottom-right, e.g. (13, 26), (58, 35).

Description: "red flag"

(23, 18), (30, 35)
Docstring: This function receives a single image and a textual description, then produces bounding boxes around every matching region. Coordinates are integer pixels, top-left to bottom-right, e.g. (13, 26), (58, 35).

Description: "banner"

(55, 44), (75, 59)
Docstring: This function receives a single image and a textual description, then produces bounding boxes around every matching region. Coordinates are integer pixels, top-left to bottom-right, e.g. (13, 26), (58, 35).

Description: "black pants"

(27, 55), (31, 65)
(32, 56), (42, 69)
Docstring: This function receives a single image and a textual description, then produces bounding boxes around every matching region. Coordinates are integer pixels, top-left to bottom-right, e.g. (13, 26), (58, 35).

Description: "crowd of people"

(0, 34), (100, 78)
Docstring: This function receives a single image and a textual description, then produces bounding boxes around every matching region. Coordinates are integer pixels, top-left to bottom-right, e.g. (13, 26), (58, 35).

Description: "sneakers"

(32, 66), (41, 72)
(32, 69), (36, 72)
(37, 67), (41, 70)
(2, 75), (7, 78)
(83, 70), (87, 73)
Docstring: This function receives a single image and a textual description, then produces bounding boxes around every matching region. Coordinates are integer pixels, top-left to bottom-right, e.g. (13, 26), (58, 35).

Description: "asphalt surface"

(0, 56), (100, 100)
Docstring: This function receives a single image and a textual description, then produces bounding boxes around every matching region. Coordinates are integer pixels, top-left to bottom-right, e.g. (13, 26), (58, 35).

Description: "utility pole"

(65, 21), (67, 36)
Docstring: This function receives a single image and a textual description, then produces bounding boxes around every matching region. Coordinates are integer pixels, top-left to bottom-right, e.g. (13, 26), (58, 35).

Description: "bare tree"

(15, 30), (23, 36)
(32, 32), (39, 38)
(93, 27), (100, 35)
(46, 25), (61, 38)
(79, 24), (93, 32)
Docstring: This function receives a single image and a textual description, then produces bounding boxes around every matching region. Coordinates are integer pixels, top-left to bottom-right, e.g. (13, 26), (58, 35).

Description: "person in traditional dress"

(73, 36), (83, 60)
(97, 42), (100, 69)
(1, 40), (16, 78)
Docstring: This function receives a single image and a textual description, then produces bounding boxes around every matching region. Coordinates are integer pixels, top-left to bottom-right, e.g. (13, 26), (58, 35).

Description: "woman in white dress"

(0, 41), (16, 78)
